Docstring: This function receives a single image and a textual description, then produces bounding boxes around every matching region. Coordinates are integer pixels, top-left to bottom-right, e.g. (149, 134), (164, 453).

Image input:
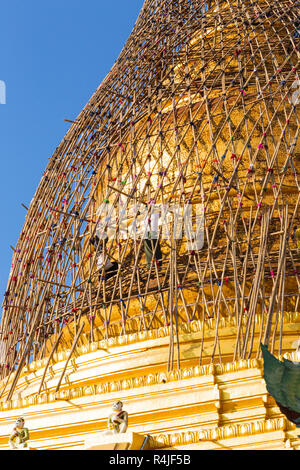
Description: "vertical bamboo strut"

(0, 0), (299, 400)
(38, 330), (64, 395)
(54, 323), (84, 393)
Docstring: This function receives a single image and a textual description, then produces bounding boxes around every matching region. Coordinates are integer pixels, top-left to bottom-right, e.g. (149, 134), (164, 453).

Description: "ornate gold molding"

(1, 311), (299, 403)
(0, 357), (268, 412)
(148, 417), (293, 449)
(12, 310), (300, 377)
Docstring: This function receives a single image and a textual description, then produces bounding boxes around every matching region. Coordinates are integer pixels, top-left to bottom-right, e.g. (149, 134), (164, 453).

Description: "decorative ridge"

(0, 357), (268, 412)
(148, 417), (293, 449)
(1, 311), (300, 394)
(19, 311), (300, 375)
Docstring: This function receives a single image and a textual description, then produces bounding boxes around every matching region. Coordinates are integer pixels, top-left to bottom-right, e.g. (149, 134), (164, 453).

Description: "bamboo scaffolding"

(0, 0), (299, 400)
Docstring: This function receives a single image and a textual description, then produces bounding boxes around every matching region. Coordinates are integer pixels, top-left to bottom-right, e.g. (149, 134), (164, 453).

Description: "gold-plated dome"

(1, 0), (299, 400)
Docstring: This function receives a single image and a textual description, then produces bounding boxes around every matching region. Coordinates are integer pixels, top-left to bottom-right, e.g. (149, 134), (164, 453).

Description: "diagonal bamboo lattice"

(0, 0), (300, 401)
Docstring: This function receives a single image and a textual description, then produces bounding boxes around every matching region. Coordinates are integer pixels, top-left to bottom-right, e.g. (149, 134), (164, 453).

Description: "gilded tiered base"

(0, 314), (300, 450)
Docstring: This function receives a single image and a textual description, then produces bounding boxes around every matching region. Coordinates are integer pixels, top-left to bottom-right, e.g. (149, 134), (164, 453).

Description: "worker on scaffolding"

(293, 21), (300, 39)
(90, 233), (118, 280)
(143, 207), (163, 269)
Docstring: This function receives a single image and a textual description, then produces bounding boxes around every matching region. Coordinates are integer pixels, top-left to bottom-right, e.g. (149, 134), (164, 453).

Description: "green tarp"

(261, 344), (300, 426)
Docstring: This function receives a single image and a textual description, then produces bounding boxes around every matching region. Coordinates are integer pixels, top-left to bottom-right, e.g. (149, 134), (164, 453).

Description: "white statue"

(9, 418), (30, 450)
(105, 401), (128, 435)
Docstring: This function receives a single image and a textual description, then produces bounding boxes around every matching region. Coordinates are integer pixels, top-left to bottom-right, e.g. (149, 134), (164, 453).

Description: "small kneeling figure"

(9, 418), (29, 450)
(106, 401), (128, 435)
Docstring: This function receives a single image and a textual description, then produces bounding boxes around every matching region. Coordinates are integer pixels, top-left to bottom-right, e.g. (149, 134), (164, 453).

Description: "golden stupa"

(0, 0), (299, 450)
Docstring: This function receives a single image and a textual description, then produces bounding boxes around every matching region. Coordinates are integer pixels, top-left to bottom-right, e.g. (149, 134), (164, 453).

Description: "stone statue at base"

(105, 401), (128, 435)
(9, 418), (29, 450)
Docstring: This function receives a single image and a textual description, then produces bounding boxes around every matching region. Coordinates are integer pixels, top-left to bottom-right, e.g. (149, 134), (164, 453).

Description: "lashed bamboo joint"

(0, 0), (299, 404)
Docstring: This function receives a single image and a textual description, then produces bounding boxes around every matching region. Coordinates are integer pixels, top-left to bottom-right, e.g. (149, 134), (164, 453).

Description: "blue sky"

(0, 0), (143, 299)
